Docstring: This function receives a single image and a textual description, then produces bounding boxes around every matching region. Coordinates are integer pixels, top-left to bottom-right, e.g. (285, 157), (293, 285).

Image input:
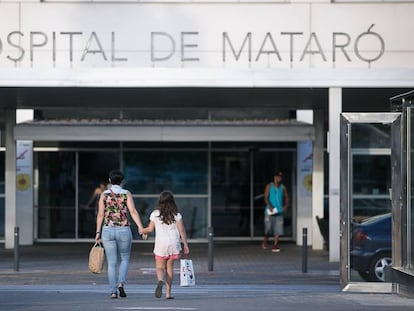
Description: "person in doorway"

(142, 191), (190, 299)
(87, 181), (107, 212)
(262, 170), (289, 252)
(95, 170), (146, 299)
(80, 181), (107, 237)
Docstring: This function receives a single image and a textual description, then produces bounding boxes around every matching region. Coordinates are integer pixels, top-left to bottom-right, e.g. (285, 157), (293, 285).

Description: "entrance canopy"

(3, 86), (323, 142)
(14, 119), (314, 142)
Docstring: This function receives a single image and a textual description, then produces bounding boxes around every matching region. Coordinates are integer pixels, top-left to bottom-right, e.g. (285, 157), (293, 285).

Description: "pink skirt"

(155, 253), (181, 260)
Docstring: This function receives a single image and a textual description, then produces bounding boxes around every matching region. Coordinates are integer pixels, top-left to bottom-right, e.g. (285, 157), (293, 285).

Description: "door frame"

(340, 112), (401, 293)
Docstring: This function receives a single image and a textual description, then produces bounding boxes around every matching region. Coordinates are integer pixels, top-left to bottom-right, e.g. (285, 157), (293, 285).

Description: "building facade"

(1, 0), (414, 295)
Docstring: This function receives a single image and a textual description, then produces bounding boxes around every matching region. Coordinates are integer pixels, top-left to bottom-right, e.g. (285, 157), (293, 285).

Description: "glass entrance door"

(34, 142), (296, 241)
(340, 113), (400, 292)
(211, 145), (295, 239)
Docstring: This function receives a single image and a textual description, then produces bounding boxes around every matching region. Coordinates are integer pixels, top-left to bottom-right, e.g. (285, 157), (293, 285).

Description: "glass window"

(344, 115), (395, 284)
(0, 151), (4, 239)
(352, 155), (391, 196)
(0, 197), (4, 240)
(0, 151), (4, 193)
(124, 149), (208, 239)
(36, 152), (76, 238)
(351, 154), (391, 221)
(175, 197), (208, 239)
(324, 150), (329, 219)
(352, 198), (391, 220)
(351, 124), (392, 149)
(211, 148), (294, 238)
(132, 197), (207, 240)
(134, 197), (157, 231)
(253, 150), (294, 238)
(123, 151), (207, 195)
(212, 151), (251, 237)
(410, 109), (414, 267)
(78, 151), (120, 238)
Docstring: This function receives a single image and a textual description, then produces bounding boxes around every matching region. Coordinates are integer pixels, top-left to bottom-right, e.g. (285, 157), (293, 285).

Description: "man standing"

(262, 171), (289, 252)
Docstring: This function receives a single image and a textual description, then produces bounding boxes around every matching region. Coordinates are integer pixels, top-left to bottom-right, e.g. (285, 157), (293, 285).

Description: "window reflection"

(253, 151), (294, 238)
(131, 197), (207, 239)
(348, 120), (394, 283)
(410, 109), (414, 267)
(78, 151), (119, 238)
(211, 149), (294, 238)
(351, 124), (391, 148)
(124, 150), (208, 240)
(15, 143), (296, 241)
(0, 152), (4, 193)
(352, 155), (391, 196)
(212, 151), (250, 236)
(0, 152), (4, 239)
(36, 152), (76, 238)
(352, 198), (391, 222)
(123, 151), (207, 195)
(0, 198), (4, 239)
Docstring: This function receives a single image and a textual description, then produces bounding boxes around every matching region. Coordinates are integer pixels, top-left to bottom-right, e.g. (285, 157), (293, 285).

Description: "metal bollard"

(14, 226), (20, 272)
(384, 264), (392, 282)
(208, 227), (214, 271)
(302, 227), (308, 273)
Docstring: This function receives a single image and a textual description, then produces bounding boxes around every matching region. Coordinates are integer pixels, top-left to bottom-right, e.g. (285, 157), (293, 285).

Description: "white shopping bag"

(180, 258), (195, 286)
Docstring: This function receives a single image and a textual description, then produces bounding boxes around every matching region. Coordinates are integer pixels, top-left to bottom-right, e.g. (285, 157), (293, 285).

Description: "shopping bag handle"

(94, 241), (103, 248)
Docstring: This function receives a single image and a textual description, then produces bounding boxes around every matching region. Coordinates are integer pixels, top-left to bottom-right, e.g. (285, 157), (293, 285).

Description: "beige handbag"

(88, 242), (105, 273)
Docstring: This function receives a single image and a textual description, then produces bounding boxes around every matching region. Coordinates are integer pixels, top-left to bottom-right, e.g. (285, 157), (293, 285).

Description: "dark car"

(350, 213), (392, 282)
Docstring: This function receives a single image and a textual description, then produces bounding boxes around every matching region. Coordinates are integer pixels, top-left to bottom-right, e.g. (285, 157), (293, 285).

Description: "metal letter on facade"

(222, 32), (252, 62)
(151, 32), (176, 62)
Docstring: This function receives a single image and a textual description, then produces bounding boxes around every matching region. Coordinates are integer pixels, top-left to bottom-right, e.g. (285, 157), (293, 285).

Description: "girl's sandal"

(155, 280), (163, 298)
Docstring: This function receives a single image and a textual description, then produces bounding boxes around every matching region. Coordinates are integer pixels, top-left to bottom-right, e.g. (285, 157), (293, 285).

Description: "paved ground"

(0, 241), (339, 286)
(1, 241), (414, 311)
(2, 284), (414, 311)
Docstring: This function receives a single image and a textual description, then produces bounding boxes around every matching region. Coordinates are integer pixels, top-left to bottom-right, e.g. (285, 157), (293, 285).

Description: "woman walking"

(142, 191), (190, 299)
(95, 169), (145, 299)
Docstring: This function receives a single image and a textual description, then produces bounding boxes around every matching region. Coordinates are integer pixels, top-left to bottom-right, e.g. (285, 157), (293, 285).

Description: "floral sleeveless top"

(103, 186), (130, 227)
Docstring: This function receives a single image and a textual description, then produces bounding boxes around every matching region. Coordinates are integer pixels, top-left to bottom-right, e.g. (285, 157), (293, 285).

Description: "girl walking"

(142, 191), (190, 299)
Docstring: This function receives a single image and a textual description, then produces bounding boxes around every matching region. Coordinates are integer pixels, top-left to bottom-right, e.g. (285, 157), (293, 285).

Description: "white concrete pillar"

(312, 109), (325, 250)
(5, 109), (16, 249)
(328, 88), (342, 262)
(16, 140), (34, 245)
(296, 110), (314, 246)
(296, 140), (313, 246)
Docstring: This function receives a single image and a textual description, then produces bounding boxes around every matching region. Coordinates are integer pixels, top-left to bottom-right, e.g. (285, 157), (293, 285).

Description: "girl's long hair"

(157, 191), (178, 225)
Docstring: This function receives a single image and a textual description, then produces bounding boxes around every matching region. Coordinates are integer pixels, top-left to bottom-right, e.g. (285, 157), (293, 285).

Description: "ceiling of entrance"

(0, 87), (327, 109)
(0, 87), (412, 127)
(0, 87), (409, 109)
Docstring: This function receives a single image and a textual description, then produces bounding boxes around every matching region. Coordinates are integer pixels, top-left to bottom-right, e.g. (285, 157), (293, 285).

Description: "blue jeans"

(101, 226), (132, 294)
